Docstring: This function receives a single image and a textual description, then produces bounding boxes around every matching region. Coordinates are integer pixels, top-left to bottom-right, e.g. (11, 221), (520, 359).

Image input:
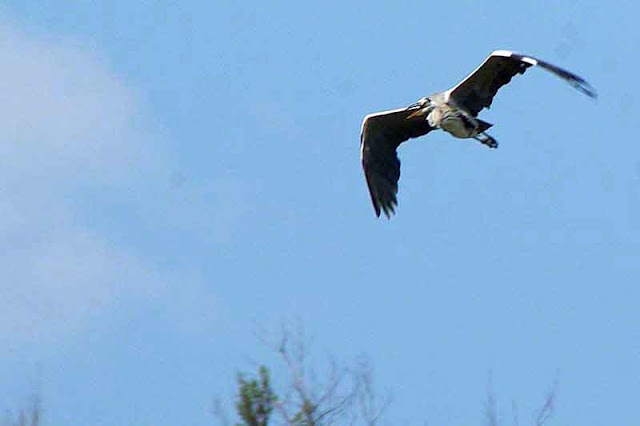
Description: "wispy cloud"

(0, 25), (146, 183)
(0, 21), (218, 347)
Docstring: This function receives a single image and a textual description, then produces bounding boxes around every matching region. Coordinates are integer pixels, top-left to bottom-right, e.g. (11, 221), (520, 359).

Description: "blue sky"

(1, 1), (638, 425)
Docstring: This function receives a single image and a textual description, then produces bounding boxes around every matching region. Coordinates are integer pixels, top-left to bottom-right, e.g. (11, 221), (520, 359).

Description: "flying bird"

(360, 50), (596, 218)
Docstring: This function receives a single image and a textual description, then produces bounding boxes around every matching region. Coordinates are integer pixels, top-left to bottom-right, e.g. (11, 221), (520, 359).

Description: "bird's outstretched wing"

(360, 106), (433, 218)
(445, 50), (597, 116)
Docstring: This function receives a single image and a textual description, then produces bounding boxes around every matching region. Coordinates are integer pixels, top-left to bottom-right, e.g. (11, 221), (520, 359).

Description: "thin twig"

(534, 379), (558, 426)
(485, 372), (498, 426)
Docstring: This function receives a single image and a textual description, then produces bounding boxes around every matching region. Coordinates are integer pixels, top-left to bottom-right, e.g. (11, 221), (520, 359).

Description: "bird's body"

(360, 50), (596, 218)
(430, 105), (478, 138)
(420, 93), (486, 138)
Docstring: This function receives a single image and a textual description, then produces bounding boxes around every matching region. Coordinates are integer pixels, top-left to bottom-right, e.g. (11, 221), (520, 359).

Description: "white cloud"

(0, 25), (146, 183)
(0, 21), (218, 347)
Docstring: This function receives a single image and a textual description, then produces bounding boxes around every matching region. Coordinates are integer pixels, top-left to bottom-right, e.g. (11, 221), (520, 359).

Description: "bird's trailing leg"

(473, 132), (498, 149)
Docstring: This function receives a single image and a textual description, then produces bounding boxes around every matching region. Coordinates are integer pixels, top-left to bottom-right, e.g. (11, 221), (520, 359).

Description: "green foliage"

(235, 366), (277, 426)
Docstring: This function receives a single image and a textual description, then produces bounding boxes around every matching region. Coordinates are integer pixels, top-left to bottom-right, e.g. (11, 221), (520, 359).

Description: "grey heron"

(360, 50), (596, 218)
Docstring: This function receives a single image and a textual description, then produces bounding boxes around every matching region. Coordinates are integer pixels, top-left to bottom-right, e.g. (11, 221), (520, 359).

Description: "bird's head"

(405, 97), (432, 120)
(407, 97), (430, 109)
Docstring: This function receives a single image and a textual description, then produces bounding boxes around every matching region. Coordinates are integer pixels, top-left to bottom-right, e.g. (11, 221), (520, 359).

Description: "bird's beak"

(405, 109), (425, 120)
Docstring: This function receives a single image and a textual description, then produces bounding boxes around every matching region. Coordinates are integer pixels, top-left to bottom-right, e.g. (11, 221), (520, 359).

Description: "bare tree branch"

(211, 398), (232, 426)
(534, 379), (558, 426)
(248, 320), (391, 426)
(353, 358), (392, 426)
(485, 373), (498, 426)
(3, 394), (41, 426)
(483, 374), (558, 426)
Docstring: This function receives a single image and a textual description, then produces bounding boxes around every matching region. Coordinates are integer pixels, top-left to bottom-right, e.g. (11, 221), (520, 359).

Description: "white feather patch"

(492, 50), (514, 57)
(360, 108), (409, 134)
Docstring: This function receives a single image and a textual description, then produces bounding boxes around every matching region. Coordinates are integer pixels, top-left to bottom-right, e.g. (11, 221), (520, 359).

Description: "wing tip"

(553, 67), (598, 99)
(492, 50), (598, 99)
(577, 80), (598, 99)
(371, 196), (397, 219)
(380, 203), (396, 219)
